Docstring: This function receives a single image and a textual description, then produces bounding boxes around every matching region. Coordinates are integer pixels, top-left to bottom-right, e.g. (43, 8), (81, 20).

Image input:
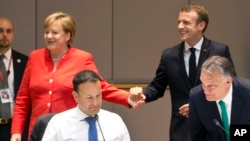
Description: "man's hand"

(179, 103), (189, 118)
(129, 86), (146, 108)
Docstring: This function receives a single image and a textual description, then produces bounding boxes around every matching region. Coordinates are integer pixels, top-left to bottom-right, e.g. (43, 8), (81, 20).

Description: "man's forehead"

(0, 19), (13, 28)
(85, 92), (102, 97)
(0, 27), (13, 30)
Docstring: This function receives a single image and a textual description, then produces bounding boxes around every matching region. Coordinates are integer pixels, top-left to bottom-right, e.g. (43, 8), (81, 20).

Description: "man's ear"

(72, 91), (78, 103)
(227, 76), (233, 84)
(198, 21), (206, 31)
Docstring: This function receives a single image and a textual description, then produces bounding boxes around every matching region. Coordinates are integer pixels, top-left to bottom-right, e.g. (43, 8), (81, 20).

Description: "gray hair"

(202, 56), (235, 78)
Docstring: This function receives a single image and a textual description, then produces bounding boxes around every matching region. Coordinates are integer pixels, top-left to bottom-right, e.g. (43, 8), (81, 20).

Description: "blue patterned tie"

(219, 100), (230, 141)
(85, 117), (98, 141)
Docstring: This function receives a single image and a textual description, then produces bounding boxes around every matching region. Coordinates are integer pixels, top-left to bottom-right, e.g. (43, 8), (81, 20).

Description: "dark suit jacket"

(30, 113), (55, 141)
(1, 50), (28, 141)
(143, 37), (234, 141)
(12, 49), (28, 97)
(12, 50), (29, 141)
(189, 77), (250, 141)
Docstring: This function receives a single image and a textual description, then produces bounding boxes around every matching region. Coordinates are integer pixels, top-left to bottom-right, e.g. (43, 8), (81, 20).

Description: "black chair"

(30, 113), (55, 141)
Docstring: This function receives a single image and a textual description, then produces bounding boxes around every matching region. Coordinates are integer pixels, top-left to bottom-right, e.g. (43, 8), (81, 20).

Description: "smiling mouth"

(47, 41), (55, 43)
(179, 31), (187, 35)
(0, 39), (9, 42)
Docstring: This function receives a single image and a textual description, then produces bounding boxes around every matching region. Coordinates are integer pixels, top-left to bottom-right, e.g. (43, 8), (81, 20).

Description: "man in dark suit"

(188, 56), (250, 141)
(30, 113), (55, 141)
(0, 17), (28, 141)
(130, 4), (235, 141)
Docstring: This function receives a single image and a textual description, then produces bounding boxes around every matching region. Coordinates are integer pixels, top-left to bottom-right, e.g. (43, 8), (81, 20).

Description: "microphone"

(95, 114), (106, 141)
(213, 119), (229, 134)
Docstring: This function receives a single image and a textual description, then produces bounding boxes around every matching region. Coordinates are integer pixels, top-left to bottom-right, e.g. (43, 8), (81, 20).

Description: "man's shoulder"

(38, 113), (56, 122)
(165, 42), (183, 50)
(12, 49), (28, 58)
(190, 85), (204, 99)
(203, 37), (228, 48)
(161, 43), (183, 57)
(99, 109), (122, 119)
(233, 77), (250, 90)
(53, 108), (75, 117)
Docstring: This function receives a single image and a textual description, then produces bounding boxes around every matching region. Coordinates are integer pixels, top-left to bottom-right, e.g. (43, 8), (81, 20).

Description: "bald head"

(0, 17), (14, 53)
(0, 18), (14, 27)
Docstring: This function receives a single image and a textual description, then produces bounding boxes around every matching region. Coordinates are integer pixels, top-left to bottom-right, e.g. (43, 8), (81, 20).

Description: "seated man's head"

(72, 70), (102, 116)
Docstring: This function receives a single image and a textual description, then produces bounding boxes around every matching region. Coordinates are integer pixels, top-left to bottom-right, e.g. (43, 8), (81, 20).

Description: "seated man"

(42, 70), (130, 141)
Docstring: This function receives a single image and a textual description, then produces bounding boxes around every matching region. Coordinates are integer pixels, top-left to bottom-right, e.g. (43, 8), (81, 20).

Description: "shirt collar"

(2, 48), (12, 61)
(184, 37), (203, 52)
(216, 83), (233, 105)
(76, 105), (99, 121)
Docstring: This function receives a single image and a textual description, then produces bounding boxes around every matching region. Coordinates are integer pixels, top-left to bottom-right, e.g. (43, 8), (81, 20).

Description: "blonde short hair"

(44, 12), (76, 44)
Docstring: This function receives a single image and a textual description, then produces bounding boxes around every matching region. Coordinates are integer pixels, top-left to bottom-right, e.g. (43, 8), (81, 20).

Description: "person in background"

(0, 18), (28, 141)
(10, 12), (135, 141)
(130, 4), (235, 141)
(189, 56), (250, 141)
(42, 70), (130, 141)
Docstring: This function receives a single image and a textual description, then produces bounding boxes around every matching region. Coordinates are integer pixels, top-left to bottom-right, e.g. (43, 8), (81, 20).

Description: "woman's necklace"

(51, 48), (68, 72)
(51, 54), (65, 62)
(50, 48), (68, 62)
(52, 57), (61, 62)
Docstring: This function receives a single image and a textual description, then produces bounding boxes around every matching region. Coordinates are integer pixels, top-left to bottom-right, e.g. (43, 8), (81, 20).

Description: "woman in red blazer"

(10, 12), (132, 141)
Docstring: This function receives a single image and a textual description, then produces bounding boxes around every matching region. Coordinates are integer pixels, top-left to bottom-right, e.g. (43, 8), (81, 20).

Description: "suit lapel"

(207, 101), (226, 140)
(176, 38), (213, 88)
(231, 80), (244, 124)
(176, 43), (191, 88)
(177, 39), (210, 88)
(196, 38), (210, 85)
(197, 38), (210, 68)
(12, 50), (24, 97)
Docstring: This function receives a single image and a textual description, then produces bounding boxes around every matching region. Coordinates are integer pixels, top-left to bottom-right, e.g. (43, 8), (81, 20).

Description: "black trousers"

(0, 119), (12, 141)
(0, 119), (29, 141)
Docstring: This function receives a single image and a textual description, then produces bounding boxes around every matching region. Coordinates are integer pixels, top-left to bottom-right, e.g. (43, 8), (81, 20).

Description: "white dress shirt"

(216, 83), (233, 124)
(2, 48), (14, 116)
(42, 106), (130, 141)
(184, 37), (203, 76)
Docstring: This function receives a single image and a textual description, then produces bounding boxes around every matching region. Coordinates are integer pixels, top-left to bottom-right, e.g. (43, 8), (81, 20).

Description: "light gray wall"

(191, 0), (250, 78)
(0, 0), (35, 55)
(1, 0), (250, 141)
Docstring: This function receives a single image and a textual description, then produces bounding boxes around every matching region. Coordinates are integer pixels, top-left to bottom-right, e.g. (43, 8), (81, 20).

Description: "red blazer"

(11, 46), (130, 137)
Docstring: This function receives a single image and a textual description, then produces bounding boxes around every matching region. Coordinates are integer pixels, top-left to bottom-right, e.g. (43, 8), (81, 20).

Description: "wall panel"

(191, 0), (250, 78)
(36, 0), (113, 80)
(114, 89), (171, 141)
(112, 0), (187, 83)
(0, 0), (36, 55)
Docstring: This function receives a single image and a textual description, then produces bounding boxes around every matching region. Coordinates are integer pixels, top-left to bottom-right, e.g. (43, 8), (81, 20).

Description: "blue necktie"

(85, 117), (98, 141)
(219, 100), (230, 141)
